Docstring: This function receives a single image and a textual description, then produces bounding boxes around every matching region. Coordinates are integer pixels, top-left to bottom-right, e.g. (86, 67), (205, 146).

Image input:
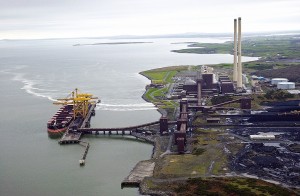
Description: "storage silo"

(271, 78), (288, 85)
(277, 82), (295, 90)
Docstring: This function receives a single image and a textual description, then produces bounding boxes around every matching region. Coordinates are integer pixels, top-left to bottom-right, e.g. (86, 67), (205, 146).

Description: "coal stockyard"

(228, 127), (300, 186)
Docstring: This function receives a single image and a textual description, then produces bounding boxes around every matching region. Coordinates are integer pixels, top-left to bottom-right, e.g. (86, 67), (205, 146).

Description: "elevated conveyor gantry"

(53, 88), (99, 119)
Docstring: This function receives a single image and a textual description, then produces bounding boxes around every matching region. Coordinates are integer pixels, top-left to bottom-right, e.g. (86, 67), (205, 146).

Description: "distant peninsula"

(73, 42), (153, 46)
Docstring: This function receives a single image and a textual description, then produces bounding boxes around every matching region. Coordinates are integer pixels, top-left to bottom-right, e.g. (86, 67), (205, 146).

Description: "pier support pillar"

(160, 116), (168, 135)
(174, 132), (187, 145)
(176, 118), (187, 131)
(180, 98), (188, 113)
(240, 98), (251, 110)
(177, 137), (185, 153)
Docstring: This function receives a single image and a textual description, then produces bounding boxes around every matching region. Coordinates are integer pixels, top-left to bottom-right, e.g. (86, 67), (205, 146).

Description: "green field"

(142, 65), (190, 84)
(172, 35), (300, 61)
(153, 129), (229, 178)
(140, 66), (190, 114)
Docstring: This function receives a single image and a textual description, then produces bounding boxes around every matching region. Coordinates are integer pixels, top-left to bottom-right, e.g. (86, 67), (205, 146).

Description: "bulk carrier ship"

(47, 89), (98, 137)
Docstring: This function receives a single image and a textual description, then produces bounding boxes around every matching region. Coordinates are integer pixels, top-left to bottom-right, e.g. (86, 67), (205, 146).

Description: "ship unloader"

(47, 88), (99, 138)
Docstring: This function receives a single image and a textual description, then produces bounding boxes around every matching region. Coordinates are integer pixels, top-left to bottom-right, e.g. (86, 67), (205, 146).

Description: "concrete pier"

(121, 160), (155, 188)
(79, 142), (90, 166)
(59, 104), (96, 144)
(59, 132), (82, 144)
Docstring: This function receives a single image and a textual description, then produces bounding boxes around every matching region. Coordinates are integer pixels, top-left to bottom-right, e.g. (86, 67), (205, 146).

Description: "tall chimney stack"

(233, 19), (238, 83)
(237, 17), (243, 89)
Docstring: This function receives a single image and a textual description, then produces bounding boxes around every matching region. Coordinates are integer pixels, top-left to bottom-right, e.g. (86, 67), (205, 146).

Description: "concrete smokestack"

(237, 17), (243, 89)
(197, 81), (202, 106)
(197, 71), (202, 106)
(233, 19), (238, 83)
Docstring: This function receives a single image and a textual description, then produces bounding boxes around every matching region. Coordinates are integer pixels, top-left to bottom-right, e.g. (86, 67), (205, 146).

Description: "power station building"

(218, 75), (234, 94)
(182, 71), (219, 99)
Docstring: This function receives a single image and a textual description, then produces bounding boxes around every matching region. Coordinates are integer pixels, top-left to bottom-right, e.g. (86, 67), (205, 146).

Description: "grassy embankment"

(140, 66), (192, 117)
(143, 176), (299, 196)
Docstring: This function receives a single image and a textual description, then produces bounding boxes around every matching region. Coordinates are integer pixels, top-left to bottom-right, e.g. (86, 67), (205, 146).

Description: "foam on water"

(96, 102), (156, 111)
(1, 67), (58, 102)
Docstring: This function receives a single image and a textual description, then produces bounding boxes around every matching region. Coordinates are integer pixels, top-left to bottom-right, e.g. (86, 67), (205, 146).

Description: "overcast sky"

(1, 0), (300, 39)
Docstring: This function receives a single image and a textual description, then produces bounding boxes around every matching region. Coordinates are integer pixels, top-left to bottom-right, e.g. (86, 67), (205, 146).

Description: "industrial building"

(250, 135), (276, 140)
(271, 78), (288, 85)
(171, 17), (248, 103)
(277, 82), (295, 90)
(218, 75), (234, 94)
(173, 69), (219, 105)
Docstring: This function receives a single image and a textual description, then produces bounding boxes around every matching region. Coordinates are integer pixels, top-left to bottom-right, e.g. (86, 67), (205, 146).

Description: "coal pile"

(251, 156), (282, 168)
(230, 142), (300, 186)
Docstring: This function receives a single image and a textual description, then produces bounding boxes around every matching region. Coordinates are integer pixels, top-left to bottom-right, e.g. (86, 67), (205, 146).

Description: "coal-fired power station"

(233, 17), (243, 91)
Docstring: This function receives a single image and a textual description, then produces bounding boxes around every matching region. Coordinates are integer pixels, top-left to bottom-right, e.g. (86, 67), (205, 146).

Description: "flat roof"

(287, 90), (300, 94)
(206, 117), (221, 120)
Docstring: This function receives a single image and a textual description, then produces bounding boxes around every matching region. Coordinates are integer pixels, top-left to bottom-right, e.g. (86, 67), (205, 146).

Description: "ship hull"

(47, 127), (68, 138)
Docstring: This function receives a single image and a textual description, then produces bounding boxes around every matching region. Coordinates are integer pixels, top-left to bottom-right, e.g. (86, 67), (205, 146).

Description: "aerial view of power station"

(1, 1), (300, 196)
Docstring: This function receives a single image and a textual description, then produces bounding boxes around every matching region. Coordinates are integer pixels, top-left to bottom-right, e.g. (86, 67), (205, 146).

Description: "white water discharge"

(96, 102), (156, 111)
(1, 68), (58, 101)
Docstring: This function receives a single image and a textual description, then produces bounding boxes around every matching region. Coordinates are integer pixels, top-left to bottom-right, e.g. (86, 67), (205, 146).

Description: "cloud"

(0, 0), (299, 39)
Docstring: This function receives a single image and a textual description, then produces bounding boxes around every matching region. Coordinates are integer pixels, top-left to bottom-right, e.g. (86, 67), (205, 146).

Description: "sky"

(1, 0), (300, 39)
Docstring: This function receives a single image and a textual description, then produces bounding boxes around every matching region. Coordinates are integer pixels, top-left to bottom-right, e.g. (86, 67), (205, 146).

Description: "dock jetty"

(59, 104), (96, 144)
(121, 160), (155, 188)
(79, 141), (90, 166)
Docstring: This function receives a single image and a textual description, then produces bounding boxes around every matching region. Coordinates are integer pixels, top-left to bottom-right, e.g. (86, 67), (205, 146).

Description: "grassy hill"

(172, 35), (300, 62)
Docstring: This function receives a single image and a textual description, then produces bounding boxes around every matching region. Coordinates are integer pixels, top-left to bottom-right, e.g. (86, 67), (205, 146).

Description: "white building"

(242, 74), (249, 84)
(271, 78), (288, 85)
(250, 134), (275, 140)
(277, 82), (295, 90)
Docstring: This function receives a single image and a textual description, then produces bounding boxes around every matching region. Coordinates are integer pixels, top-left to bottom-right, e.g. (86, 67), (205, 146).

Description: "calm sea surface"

(0, 37), (257, 196)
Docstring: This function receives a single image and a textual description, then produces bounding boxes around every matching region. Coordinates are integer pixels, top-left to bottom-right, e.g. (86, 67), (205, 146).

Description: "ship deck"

(59, 104), (96, 145)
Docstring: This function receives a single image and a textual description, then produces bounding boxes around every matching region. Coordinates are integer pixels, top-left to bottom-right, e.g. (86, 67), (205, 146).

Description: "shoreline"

(121, 72), (167, 190)
(139, 71), (168, 116)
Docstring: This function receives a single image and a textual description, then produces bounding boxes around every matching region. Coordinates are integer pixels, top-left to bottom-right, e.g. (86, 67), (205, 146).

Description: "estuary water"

(0, 37), (257, 196)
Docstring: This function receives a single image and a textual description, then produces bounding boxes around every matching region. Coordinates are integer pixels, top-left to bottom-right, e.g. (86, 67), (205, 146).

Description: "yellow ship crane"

(53, 88), (98, 119)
